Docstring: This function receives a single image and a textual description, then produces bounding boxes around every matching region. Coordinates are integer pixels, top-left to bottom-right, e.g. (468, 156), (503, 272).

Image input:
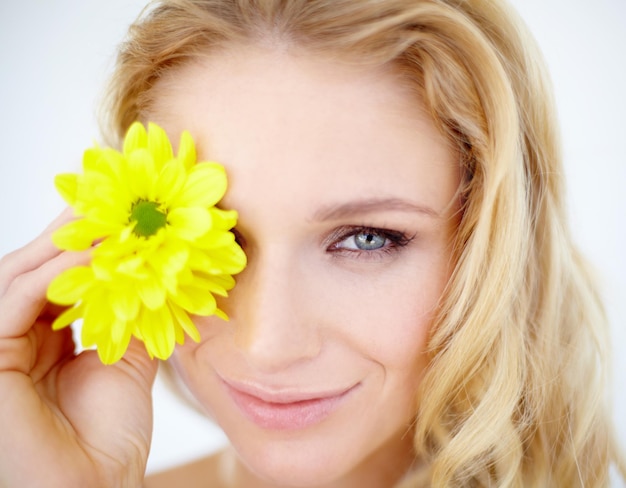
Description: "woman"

(0, 0), (623, 486)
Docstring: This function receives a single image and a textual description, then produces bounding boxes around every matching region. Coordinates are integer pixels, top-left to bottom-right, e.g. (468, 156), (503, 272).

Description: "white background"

(0, 0), (624, 478)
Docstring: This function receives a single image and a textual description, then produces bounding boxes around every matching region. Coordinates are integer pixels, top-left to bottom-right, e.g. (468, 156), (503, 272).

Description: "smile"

(221, 379), (358, 431)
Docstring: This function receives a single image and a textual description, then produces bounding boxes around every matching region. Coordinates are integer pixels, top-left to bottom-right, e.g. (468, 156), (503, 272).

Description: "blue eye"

(330, 227), (413, 256)
(352, 231), (387, 250)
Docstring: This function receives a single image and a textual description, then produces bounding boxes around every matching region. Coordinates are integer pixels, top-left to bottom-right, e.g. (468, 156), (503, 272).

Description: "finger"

(29, 322), (76, 383)
(0, 207), (76, 296)
(0, 319), (75, 379)
(0, 249), (90, 338)
(41, 207), (76, 234)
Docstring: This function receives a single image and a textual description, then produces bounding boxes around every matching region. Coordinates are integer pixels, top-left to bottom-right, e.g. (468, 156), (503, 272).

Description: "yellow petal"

(188, 244), (246, 275)
(154, 159), (186, 203)
(81, 289), (114, 345)
(177, 131), (197, 170)
(214, 308), (229, 321)
(171, 284), (217, 316)
(127, 148), (156, 201)
(82, 157), (132, 212)
(54, 173), (78, 206)
(82, 146), (102, 172)
(152, 241), (189, 278)
(208, 207), (238, 230)
(193, 229), (236, 249)
(98, 147), (128, 182)
(81, 286), (132, 364)
(51, 219), (108, 251)
(200, 272), (237, 292)
(98, 318), (132, 365)
(138, 306), (175, 360)
(169, 302), (201, 342)
(138, 276), (167, 309)
(86, 205), (128, 230)
(173, 162), (227, 208)
(47, 266), (93, 305)
(173, 268), (193, 290)
(190, 273), (233, 297)
(78, 171), (117, 207)
(174, 322), (185, 345)
(147, 122), (174, 171)
(51, 304), (84, 330)
(168, 207), (212, 240)
(110, 316), (133, 345)
(110, 286), (141, 321)
(116, 254), (146, 277)
(123, 121), (147, 156)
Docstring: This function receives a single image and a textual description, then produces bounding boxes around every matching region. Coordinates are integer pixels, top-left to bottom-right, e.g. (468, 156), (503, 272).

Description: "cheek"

(351, 296), (431, 369)
(325, 261), (445, 376)
(170, 318), (227, 386)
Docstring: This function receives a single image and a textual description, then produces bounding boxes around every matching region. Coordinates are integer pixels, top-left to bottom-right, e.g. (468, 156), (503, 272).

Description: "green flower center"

(130, 200), (167, 237)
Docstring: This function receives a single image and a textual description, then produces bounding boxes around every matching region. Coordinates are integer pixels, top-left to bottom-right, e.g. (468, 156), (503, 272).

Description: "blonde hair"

(102, 0), (625, 485)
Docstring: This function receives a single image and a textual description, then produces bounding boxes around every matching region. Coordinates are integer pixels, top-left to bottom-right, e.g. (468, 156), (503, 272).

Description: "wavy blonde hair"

(101, 0), (625, 485)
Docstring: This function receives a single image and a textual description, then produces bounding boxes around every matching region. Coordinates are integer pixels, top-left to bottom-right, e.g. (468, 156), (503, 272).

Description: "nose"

(226, 246), (322, 373)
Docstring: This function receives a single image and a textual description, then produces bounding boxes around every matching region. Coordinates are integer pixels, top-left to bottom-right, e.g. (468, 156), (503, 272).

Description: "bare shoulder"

(144, 450), (229, 488)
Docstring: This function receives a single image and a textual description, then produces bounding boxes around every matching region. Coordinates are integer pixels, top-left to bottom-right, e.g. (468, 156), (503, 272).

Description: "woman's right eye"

(232, 228), (246, 248)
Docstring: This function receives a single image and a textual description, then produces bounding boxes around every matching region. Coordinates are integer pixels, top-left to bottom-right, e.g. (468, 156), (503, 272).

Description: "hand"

(0, 210), (158, 488)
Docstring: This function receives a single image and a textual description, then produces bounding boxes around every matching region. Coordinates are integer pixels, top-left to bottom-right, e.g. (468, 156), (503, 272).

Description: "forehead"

(148, 47), (458, 217)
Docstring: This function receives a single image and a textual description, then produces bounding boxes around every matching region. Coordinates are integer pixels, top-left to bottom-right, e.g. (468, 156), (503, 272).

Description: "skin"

(0, 209), (158, 487)
(147, 46), (461, 487)
(0, 45), (460, 488)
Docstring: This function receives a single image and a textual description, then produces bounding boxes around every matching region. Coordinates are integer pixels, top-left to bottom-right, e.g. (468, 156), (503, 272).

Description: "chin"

(231, 436), (358, 487)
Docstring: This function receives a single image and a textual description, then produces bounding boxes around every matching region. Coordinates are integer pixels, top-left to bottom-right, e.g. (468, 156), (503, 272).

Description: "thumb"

(118, 337), (160, 389)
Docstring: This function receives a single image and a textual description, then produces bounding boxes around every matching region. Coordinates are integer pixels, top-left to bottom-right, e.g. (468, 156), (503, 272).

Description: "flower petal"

(138, 306), (175, 360)
(110, 286), (141, 321)
(171, 284), (217, 316)
(177, 131), (196, 170)
(188, 273), (231, 297)
(123, 121), (147, 156)
(52, 219), (109, 251)
(168, 207), (212, 240)
(147, 122), (174, 171)
(154, 159), (186, 204)
(209, 207), (238, 230)
(173, 162), (227, 208)
(138, 276), (167, 310)
(174, 322), (185, 345)
(47, 266), (93, 305)
(51, 304), (84, 330)
(151, 241), (189, 280)
(97, 147), (128, 182)
(98, 318), (132, 365)
(82, 292), (112, 345)
(188, 243), (246, 276)
(169, 302), (201, 342)
(126, 148), (157, 201)
(214, 307), (229, 321)
(193, 229), (236, 250)
(115, 254), (147, 278)
(54, 174), (78, 206)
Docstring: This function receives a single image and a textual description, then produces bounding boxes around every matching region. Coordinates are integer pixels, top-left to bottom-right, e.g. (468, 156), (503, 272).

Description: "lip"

(221, 378), (358, 430)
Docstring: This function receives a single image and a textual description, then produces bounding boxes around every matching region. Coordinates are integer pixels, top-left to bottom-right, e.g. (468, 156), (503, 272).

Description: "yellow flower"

(47, 122), (246, 364)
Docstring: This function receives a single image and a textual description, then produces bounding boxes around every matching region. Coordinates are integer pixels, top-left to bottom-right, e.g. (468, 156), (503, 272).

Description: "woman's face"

(151, 47), (460, 486)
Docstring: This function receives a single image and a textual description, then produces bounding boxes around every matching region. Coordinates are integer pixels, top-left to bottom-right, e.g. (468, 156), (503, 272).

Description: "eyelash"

(230, 226), (415, 261)
(327, 226), (414, 259)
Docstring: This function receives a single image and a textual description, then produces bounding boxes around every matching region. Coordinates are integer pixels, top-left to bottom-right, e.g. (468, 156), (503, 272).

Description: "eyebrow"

(311, 197), (440, 222)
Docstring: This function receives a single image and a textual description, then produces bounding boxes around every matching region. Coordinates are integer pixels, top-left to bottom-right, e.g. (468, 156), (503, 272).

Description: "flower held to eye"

(47, 122), (246, 364)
